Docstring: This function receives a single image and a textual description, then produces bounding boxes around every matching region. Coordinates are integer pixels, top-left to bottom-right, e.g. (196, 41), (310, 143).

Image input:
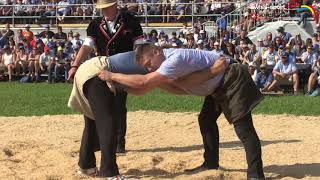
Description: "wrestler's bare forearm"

(173, 57), (228, 88)
(159, 84), (187, 95)
(110, 71), (172, 89)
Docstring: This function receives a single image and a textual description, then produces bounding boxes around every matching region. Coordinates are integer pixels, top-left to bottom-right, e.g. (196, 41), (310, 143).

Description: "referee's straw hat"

(96, 0), (117, 9)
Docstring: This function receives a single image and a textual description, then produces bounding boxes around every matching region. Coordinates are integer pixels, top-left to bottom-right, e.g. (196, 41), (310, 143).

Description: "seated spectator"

(195, 39), (207, 50)
(15, 29), (26, 45)
(225, 42), (236, 59)
(239, 43), (250, 64)
(274, 36), (284, 51)
(71, 32), (84, 49)
(39, 48), (55, 83)
(248, 44), (261, 66)
(235, 29), (253, 46)
(67, 31), (74, 42)
(263, 32), (273, 48)
(185, 34), (196, 49)
(57, 0), (70, 22)
(248, 62), (257, 80)
(27, 47), (41, 82)
(3, 23), (14, 39)
(199, 30), (208, 44)
(53, 46), (71, 82)
(255, 63), (273, 92)
(256, 38), (266, 55)
(305, 58), (320, 96)
(15, 0), (27, 17)
(212, 41), (223, 54)
(276, 26), (292, 44)
(14, 46), (28, 75)
(39, 25), (55, 39)
(301, 46), (317, 64)
(262, 44), (278, 66)
(285, 42), (297, 63)
(0, 30), (8, 48)
(43, 0), (56, 17)
(269, 52), (299, 94)
(22, 25), (34, 44)
(1, 45), (14, 82)
(54, 26), (67, 41)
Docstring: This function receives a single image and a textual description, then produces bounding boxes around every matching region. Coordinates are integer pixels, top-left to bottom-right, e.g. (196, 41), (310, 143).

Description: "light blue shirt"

(273, 60), (297, 74)
(157, 48), (229, 96)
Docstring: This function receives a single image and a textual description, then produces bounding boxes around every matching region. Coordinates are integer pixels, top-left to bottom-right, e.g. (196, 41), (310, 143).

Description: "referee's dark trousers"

(199, 96), (264, 179)
(78, 77), (119, 177)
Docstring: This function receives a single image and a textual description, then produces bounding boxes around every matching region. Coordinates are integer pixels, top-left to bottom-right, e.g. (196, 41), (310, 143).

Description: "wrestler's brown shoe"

(184, 163), (219, 172)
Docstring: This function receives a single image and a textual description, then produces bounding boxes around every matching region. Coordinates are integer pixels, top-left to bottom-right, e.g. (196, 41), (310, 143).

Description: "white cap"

(172, 43), (178, 47)
(200, 30), (205, 34)
(25, 24), (30, 28)
(197, 39), (204, 44)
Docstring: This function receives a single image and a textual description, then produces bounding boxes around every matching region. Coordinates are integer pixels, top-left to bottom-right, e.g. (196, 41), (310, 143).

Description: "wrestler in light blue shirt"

(156, 48), (230, 96)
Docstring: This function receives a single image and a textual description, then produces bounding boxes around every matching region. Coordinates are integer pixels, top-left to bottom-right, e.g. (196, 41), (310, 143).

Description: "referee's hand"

(68, 67), (78, 80)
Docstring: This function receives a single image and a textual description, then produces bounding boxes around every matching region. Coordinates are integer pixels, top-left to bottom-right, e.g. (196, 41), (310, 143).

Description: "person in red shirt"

(22, 24), (34, 44)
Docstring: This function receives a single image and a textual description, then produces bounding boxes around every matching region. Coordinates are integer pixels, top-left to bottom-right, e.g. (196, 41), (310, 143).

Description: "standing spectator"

(39, 25), (55, 39)
(1, 45), (14, 81)
(22, 24), (34, 44)
(14, 46), (28, 75)
(269, 52), (299, 94)
(54, 26), (68, 41)
(67, 2), (143, 177)
(216, 12), (227, 37)
(255, 63), (273, 92)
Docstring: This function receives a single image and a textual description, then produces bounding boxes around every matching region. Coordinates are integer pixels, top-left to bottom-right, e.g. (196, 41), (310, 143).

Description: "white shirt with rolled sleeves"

(156, 48), (230, 96)
(273, 60), (297, 74)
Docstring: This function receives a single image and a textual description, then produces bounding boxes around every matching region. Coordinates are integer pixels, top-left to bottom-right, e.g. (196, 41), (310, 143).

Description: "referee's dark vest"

(87, 8), (143, 56)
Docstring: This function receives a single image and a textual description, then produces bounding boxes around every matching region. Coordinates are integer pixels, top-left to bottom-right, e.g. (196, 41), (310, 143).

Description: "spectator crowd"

(0, 0), (320, 96)
(0, 23), (93, 83)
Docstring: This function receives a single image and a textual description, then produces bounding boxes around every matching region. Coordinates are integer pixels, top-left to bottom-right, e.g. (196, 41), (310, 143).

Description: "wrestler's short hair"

(134, 43), (158, 62)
